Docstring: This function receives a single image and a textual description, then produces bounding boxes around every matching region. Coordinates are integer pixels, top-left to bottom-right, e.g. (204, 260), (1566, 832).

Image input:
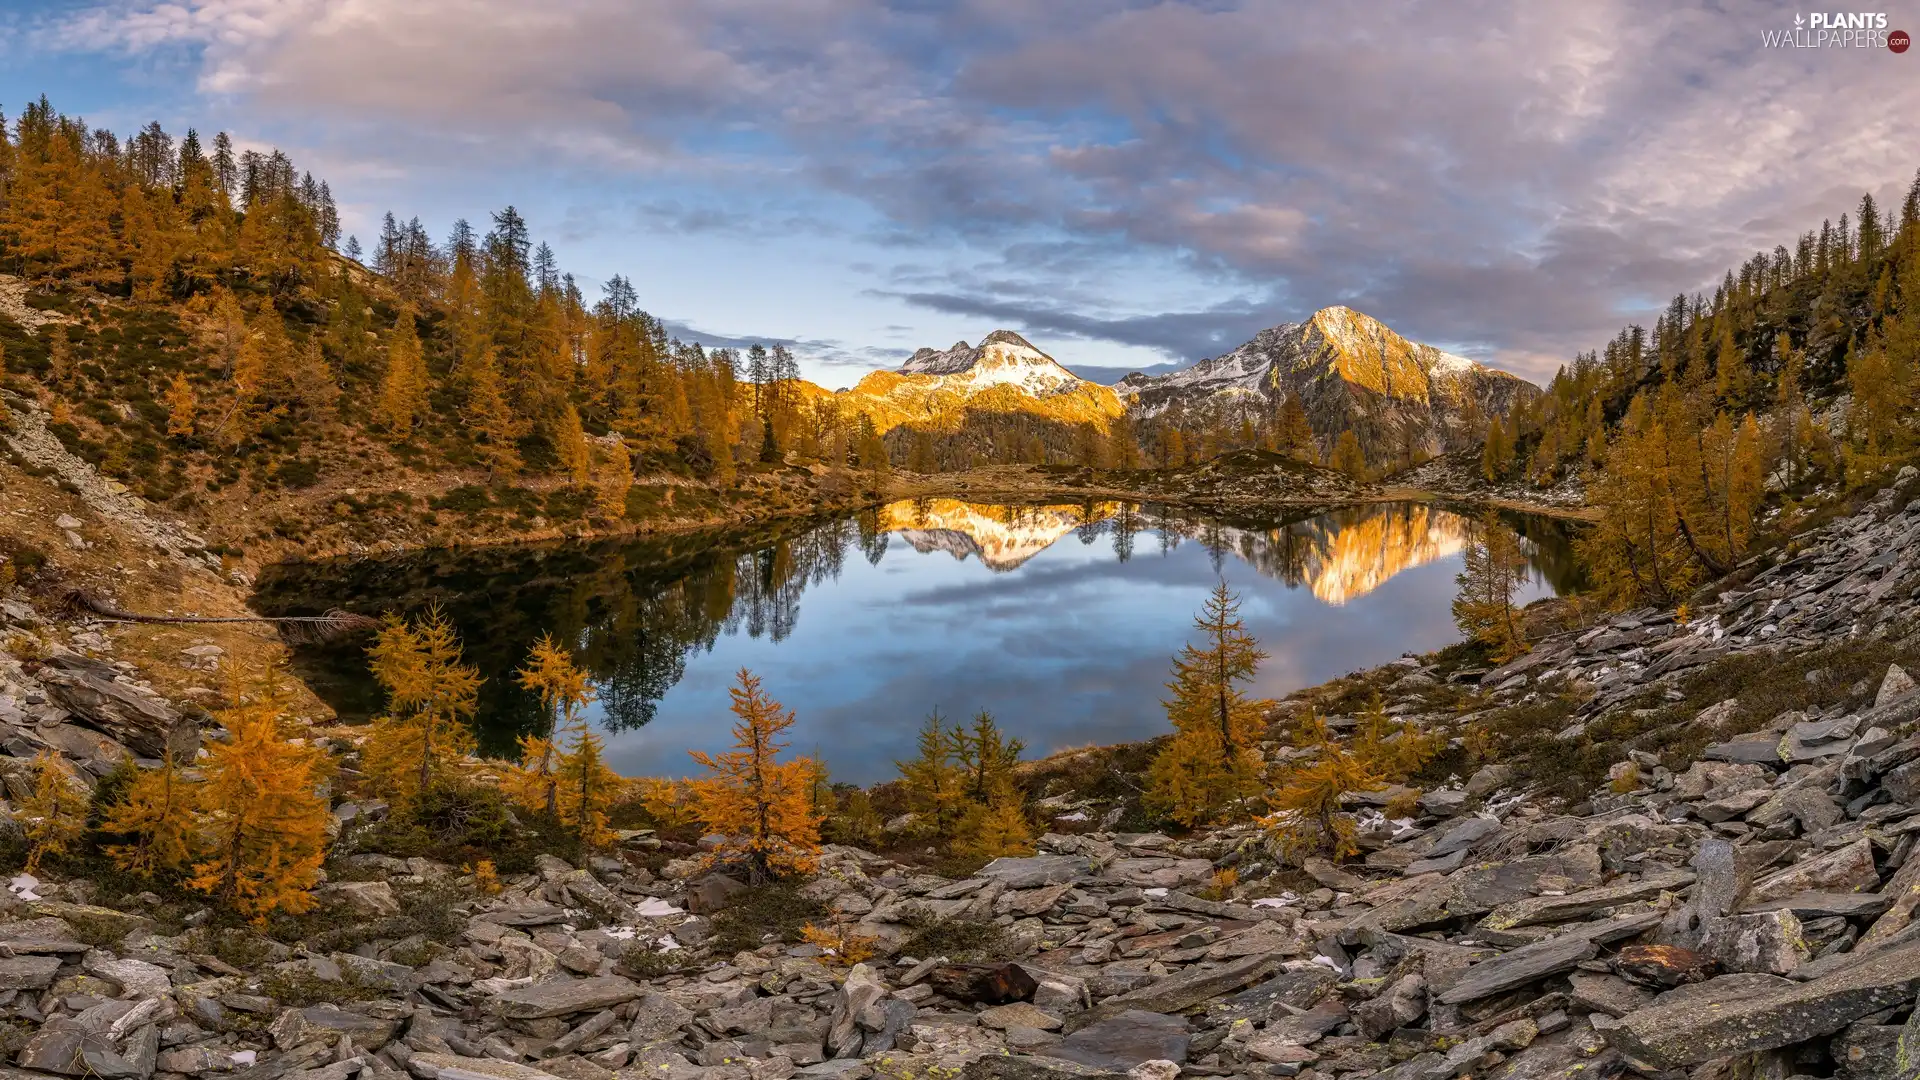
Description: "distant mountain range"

(840, 306), (1538, 464)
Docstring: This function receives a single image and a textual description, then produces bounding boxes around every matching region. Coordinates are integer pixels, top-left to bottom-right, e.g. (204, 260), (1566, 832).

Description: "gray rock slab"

(1605, 941), (1920, 1068)
(1042, 1010), (1188, 1071)
(491, 976), (645, 1019)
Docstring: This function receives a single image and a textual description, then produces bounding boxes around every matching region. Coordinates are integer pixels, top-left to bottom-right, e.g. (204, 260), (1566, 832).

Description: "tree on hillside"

(1146, 582), (1272, 826)
(1274, 395), (1317, 463)
(688, 670), (822, 882)
(376, 310), (431, 435)
(1329, 429), (1368, 479)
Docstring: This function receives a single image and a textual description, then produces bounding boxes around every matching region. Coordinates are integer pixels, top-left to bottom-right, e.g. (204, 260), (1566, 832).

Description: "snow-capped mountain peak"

(893, 329), (1083, 397)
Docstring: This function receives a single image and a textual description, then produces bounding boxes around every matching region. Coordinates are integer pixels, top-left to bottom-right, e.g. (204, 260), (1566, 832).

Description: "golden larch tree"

(376, 310), (431, 434)
(688, 669), (822, 882)
(364, 610), (482, 810)
(1261, 711), (1383, 863)
(1329, 429), (1368, 478)
(595, 436), (633, 519)
(188, 664), (334, 922)
(508, 632), (596, 817)
(1452, 511), (1531, 661)
(102, 750), (195, 877)
(13, 751), (88, 874)
(896, 710), (968, 842)
(164, 373), (198, 438)
(1146, 582), (1272, 826)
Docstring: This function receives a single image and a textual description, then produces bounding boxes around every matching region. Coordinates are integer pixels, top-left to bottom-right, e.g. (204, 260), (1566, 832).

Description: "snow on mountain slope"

(846, 329), (1126, 432)
(1116, 305), (1539, 460)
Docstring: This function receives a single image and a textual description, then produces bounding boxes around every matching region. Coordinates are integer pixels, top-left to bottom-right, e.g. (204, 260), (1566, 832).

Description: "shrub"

(707, 882), (827, 956)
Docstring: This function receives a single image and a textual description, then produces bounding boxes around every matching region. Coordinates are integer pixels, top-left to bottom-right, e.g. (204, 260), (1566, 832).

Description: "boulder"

(1042, 1011), (1188, 1071)
(1605, 941), (1920, 1068)
(492, 976), (646, 1019)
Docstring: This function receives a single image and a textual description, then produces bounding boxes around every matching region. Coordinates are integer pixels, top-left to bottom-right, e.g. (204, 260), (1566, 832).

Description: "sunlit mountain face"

(879, 499), (1126, 571)
(872, 498), (1492, 604)
(259, 500), (1581, 782)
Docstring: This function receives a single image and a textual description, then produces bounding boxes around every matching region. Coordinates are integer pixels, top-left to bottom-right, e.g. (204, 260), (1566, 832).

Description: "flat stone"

(1065, 953), (1282, 1031)
(1748, 837), (1879, 904)
(0, 954), (64, 989)
(407, 1054), (571, 1080)
(83, 955), (171, 999)
(1478, 869), (1694, 931)
(1605, 941), (1920, 1068)
(1567, 972), (1653, 1017)
(1042, 1011), (1187, 1071)
(978, 857), (1094, 889)
(1704, 741), (1783, 765)
(978, 1003), (1062, 1032)
(1746, 891), (1893, 919)
(491, 976), (646, 1019)
(1437, 932), (1598, 1005)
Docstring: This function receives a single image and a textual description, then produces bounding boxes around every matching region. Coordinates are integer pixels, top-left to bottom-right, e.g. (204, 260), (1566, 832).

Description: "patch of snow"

(1054, 811), (1090, 822)
(633, 897), (685, 919)
(1142, 887), (1170, 898)
(8, 874), (40, 901)
(1250, 896), (1296, 908)
(231, 1052), (257, 1068)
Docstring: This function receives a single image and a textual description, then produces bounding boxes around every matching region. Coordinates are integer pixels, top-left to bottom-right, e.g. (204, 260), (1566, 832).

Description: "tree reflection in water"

(254, 501), (1582, 759)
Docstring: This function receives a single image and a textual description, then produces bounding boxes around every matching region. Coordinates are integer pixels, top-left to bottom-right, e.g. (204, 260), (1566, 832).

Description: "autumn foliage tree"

(1146, 583), (1273, 826)
(187, 664), (334, 922)
(506, 632), (620, 843)
(1453, 512), (1531, 661)
(689, 670), (823, 881)
(13, 751), (87, 874)
(1262, 711), (1382, 862)
(364, 610), (482, 811)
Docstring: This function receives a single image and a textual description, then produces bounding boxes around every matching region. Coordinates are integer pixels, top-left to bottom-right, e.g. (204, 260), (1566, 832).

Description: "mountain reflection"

(254, 500), (1580, 755)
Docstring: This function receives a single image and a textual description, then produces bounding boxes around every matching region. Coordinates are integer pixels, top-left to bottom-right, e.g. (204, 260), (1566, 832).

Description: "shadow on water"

(253, 499), (1585, 776)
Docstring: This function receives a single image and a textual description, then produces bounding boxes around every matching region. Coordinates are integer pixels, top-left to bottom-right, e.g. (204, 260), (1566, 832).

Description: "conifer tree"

(688, 669), (822, 881)
(897, 710), (967, 842)
(508, 632), (596, 817)
(376, 310), (431, 434)
(555, 711), (622, 847)
(103, 750), (193, 876)
(556, 402), (592, 487)
(957, 776), (1035, 861)
(465, 347), (523, 479)
(364, 610), (482, 809)
(164, 373), (198, 438)
(1481, 416), (1513, 481)
(955, 710), (1025, 804)
(1274, 396), (1316, 462)
(1452, 512), (1530, 661)
(1329, 429), (1368, 478)
(1846, 322), (1913, 482)
(1261, 712), (1382, 862)
(595, 437), (633, 519)
(1146, 583), (1272, 826)
(13, 751), (87, 874)
(188, 664), (333, 923)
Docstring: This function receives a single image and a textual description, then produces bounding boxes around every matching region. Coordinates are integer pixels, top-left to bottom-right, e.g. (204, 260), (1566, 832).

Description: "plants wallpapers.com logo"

(1761, 11), (1909, 48)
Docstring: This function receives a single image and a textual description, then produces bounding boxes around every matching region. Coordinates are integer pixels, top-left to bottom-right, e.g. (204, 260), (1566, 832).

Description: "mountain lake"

(253, 499), (1584, 784)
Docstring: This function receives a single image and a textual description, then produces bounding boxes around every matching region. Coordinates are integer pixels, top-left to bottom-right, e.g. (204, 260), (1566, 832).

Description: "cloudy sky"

(5, 1), (1917, 385)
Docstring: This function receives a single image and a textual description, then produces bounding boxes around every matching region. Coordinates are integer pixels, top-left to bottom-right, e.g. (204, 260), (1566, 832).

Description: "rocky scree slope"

(11, 479), (1920, 1080)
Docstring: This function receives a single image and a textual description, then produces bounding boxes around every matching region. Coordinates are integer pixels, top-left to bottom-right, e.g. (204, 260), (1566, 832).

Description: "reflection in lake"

(254, 500), (1582, 784)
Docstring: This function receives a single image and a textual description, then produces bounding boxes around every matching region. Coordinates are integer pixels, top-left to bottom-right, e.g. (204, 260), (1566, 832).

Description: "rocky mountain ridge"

(1117, 307), (1540, 461)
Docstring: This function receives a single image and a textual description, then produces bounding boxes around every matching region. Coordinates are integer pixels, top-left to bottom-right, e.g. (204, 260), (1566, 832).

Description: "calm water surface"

(255, 500), (1582, 784)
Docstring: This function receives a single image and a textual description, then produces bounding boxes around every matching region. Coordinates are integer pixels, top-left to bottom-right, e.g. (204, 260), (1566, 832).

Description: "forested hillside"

(1480, 174), (1920, 606)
